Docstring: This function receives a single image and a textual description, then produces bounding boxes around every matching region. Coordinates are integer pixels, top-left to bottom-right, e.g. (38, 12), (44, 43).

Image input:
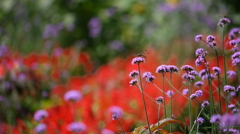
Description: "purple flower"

(88, 17), (102, 38)
(206, 35), (215, 43)
(225, 128), (239, 134)
(155, 96), (164, 104)
(210, 114), (221, 124)
(195, 48), (208, 57)
(212, 67), (221, 75)
(201, 100), (209, 107)
(195, 90), (203, 97)
(101, 129), (114, 134)
(0, 44), (9, 57)
(146, 75), (155, 82)
(130, 79), (137, 86)
(224, 85), (235, 92)
(236, 85), (240, 92)
(189, 70), (198, 76)
(182, 89), (188, 95)
(131, 57), (145, 65)
(108, 40), (124, 51)
(156, 65), (169, 73)
(167, 90), (175, 97)
(229, 40), (237, 46)
(195, 34), (203, 42)
(208, 41), (217, 47)
(43, 23), (63, 39)
(143, 72), (152, 78)
(168, 65), (179, 73)
(232, 109), (239, 114)
(195, 57), (204, 66)
(218, 17), (231, 26)
(199, 69), (207, 78)
(229, 28), (240, 39)
(182, 73), (195, 81)
(227, 70), (236, 78)
(34, 123), (47, 134)
(194, 81), (204, 88)
(129, 70), (139, 78)
(194, 117), (204, 125)
(34, 110), (48, 122)
(220, 114), (235, 128)
(228, 104), (236, 109)
(67, 122), (86, 132)
(108, 106), (123, 120)
(181, 65), (194, 72)
(190, 94), (198, 99)
(64, 90), (82, 102)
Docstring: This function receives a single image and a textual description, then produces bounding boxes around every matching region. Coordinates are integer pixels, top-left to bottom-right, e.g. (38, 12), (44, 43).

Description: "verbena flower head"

(168, 65), (179, 73)
(210, 115), (221, 124)
(212, 67), (221, 75)
(218, 17), (231, 27)
(236, 85), (240, 92)
(182, 73), (195, 81)
(34, 109), (48, 122)
(190, 93), (198, 99)
(201, 100), (209, 108)
(130, 79), (137, 86)
(194, 81), (204, 88)
(156, 65), (169, 73)
(64, 90), (82, 102)
(199, 69), (207, 78)
(227, 70), (236, 78)
(229, 40), (237, 46)
(67, 122), (87, 132)
(34, 123), (47, 134)
(220, 114), (235, 128)
(231, 52), (240, 66)
(146, 75), (155, 82)
(195, 34), (203, 42)
(189, 70), (198, 76)
(167, 90), (175, 97)
(206, 35), (215, 43)
(182, 89), (188, 95)
(223, 128), (239, 134)
(208, 41), (217, 47)
(108, 106), (123, 120)
(229, 28), (240, 39)
(195, 48), (208, 57)
(181, 65), (194, 72)
(232, 109), (239, 114)
(224, 85), (235, 92)
(228, 104), (236, 109)
(195, 90), (203, 97)
(101, 129), (114, 134)
(143, 72), (152, 78)
(129, 70), (139, 78)
(194, 117), (204, 125)
(195, 57), (205, 66)
(155, 96), (164, 104)
(131, 57), (145, 65)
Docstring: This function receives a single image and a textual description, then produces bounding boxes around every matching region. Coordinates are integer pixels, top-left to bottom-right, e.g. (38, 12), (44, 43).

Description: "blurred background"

(0, 0), (240, 133)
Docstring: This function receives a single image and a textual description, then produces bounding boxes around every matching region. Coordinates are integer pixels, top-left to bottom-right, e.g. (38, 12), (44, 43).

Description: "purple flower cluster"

(181, 65), (194, 72)
(190, 94), (198, 99)
(195, 48), (208, 57)
(182, 89), (188, 95)
(64, 90), (82, 102)
(131, 57), (145, 65)
(189, 70), (198, 76)
(229, 28), (240, 39)
(88, 17), (102, 38)
(156, 65), (168, 73)
(201, 100), (209, 108)
(210, 114), (221, 124)
(227, 70), (236, 78)
(195, 57), (205, 66)
(194, 117), (204, 125)
(195, 90), (203, 97)
(129, 79), (137, 86)
(167, 90), (175, 97)
(228, 104), (236, 109)
(143, 72), (155, 82)
(129, 70), (139, 78)
(195, 34), (203, 42)
(194, 81), (204, 88)
(108, 106), (123, 120)
(101, 129), (114, 134)
(229, 40), (237, 46)
(218, 17), (231, 27)
(34, 109), (48, 122)
(67, 122), (86, 132)
(34, 123), (47, 134)
(223, 85), (235, 92)
(155, 96), (164, 104)
(206, 35), (215, 43)
(236, 85), (240, 92)
(212, 67), (221, 75)
(168, 65), (179, 73)
(182, 73), (195, 81)
(223, 128), (239, 134)
(231, 52), (240, 66)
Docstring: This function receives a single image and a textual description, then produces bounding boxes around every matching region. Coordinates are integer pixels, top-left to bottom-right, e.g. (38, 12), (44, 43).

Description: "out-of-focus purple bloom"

(131, 57), (145, 65)
(223, 85), (235, 92)
(181, 65), (194, 72)
(67, 122), (86, 132)
(195, 90), (203, 97)
(212, 67), (221, 75)
(232, 52), (240, 66)
(210, 114), (221, 124)
(229, 28), (240, 39)
(88, 17), (102, 38)
(34, 123), (47, 134)
(224, 128), (240, 134)
(195, 34), (203, 42)
(105, 7), (116, 17)
(101, 129), (114, 134)
(43, 23), (63, 39)
(52, 47), (63, 57)
(156, 65), (169, 73)
(194, 81), (204, 88)
(229, 40), (237, 46)
(108, 40), (124, 52)
(189, 70), (198, 76)
(155, 96), (164, 104)
(109, 106), (123, 120)
(182, 89), (188, 95)
(143, 72), (152, 78)
(194, 117), (204, 125)
(129, 70), (139, 78)
(64, 90), (82, 102)
(227, 70), (236, 78)
(167, 90), (175, 97)
(236, 85), (240, 92)
(232, 109), (239, 114)
(206, 35), (215, 43)
(220, 114), (235, 128)
(190, 94), (197, 99)
(195, 57), (204, 66)
(130, 79), (137, 86)
(67, 23), (75, 31)
(182, 73), (195, 81)
(201, 100), (209, 108)
(168, 65), (179, 73)
(34, 110), (48, 122)
(228, 104), (236, 109)
(195, 48), (208, 57)
(0, 44), (9, 57)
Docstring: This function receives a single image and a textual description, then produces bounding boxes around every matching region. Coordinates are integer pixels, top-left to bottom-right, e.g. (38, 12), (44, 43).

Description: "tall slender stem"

(215, 49), (222, 115)
(188, 81), (193, 129)
(116, 118), (125, 134)
(170, 73), (173, 132)
(162, 73), (167, 131)
(137, 64), (152, 134)
(157, 104), (161, 134)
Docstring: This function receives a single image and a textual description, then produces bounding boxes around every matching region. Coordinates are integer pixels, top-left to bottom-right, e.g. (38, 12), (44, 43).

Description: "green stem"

(170, 73), (173, 132)
(189, 107), (204, 134)
(157, 104), (161, 134)
(188, 81), (193, 129)
(116, 118), (125, 134)
(162, 73), (167, 120)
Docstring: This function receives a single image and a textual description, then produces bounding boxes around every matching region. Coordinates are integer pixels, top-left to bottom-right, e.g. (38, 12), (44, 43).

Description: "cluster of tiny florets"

(201, 100), (210, 108)
(129, 70), (139, 78)
(182, 89), (188, 95)
(155, 96), (164, 104)
(195, 34), (203, 42)
(182, 73), (195, 81)
(224, 85), (235, 92)
(218, 17), (231, 27)
(131, 57), (145, 65)
(212, 67), (221, 75)
(194, 81), (204, 88)
(195, 48), (208, 58)
(206, 35), (216, 43)
(130, 79), (137, 86)
(231, 52), (240, 66)
(227, 70), (236, 78)
(194, 117), (204, 125)
(229, 40), (238, 46)
(181, 65), (194, 72)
